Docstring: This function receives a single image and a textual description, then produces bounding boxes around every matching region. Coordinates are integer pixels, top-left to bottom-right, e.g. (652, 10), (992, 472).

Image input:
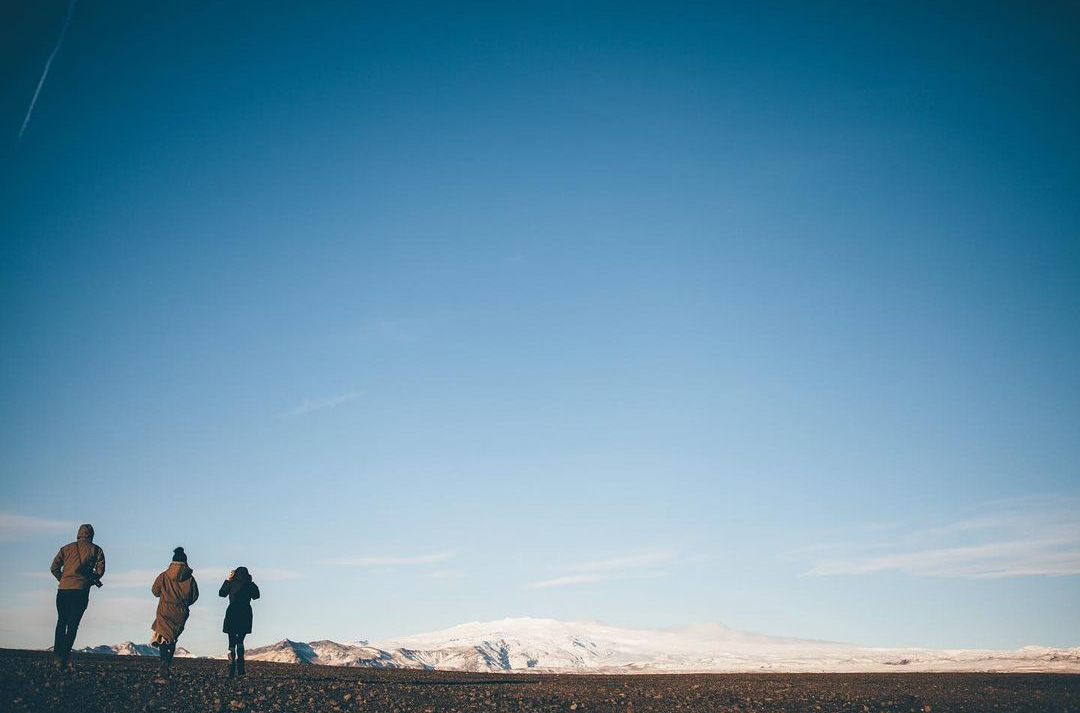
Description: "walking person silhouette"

(49, 524), (105, 670)
(219, 567), (260, 677)
(150, 547), (198, 681)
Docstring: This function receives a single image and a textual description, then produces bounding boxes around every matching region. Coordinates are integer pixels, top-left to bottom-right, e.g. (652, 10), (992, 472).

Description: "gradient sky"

(2, 1), (1078, 656)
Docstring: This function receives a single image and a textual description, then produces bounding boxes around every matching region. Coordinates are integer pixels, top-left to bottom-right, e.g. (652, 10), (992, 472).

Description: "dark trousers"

(228, 632), (247, 675)
(228, 632), (246, 658)
(159, 641), (176, 662)
(54, 589), (89, 662)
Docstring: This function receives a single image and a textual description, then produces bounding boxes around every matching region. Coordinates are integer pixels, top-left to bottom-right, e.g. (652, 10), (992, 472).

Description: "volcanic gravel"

(0, 649), (1077, 713)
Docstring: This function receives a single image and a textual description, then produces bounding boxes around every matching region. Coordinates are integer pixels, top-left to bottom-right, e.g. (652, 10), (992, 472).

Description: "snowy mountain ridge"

(238, 617), (1080, 673)
(76, 641), (193, 658)
(73, 618), (1080, 672)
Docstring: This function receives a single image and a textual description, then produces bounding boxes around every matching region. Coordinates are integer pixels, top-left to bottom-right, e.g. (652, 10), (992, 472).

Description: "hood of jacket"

(167, 561), (193, 581)
(77, 524), (94, 542)
(225, 567), (253, 595)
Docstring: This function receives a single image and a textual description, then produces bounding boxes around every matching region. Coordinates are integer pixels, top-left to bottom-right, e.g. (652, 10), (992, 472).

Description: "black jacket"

(219, 574), (260, 634)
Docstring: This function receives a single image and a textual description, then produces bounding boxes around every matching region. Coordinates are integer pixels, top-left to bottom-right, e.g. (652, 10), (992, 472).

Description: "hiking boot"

(227, 652), (236, 678)
(236, 656), (245, 677)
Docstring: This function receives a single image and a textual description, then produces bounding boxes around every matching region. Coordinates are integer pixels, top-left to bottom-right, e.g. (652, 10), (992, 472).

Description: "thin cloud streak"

(24, 567), (305, 588)
(323, 552), (455, 567)
(804, 495), (1080, 579)
(197, 567), (305, 583)
(18, 0), (78, 144)
(0, 513), (73, 541)
(527, 573), (605, 589)
(564, 552), (676, 573)
(526, 550), (680, 589)
(1, 592), (153, 635)
(527, 570), (670, 589)
(85, 569), (159, 589)
(282, 389), (364, 418)
(429, 569), (464, 579)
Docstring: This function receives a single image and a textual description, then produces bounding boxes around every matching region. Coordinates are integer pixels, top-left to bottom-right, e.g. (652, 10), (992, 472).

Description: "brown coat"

(51, 525), (105, 590)
(151, 562), (199, 642)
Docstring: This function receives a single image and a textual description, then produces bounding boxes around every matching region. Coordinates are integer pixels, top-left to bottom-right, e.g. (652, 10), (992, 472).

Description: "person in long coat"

(151, 547), (199, 680)
(218, 566), (260, 677)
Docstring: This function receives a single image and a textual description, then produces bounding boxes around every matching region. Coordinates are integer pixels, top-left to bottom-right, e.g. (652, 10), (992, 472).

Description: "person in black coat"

(218, 566), (260, 677)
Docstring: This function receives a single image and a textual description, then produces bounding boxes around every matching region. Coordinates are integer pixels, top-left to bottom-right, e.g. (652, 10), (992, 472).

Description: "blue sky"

(1, 0), (1078, 656)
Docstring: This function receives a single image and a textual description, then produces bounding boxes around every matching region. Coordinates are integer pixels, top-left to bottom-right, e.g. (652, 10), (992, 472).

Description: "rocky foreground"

(1, 648), (1078, 713)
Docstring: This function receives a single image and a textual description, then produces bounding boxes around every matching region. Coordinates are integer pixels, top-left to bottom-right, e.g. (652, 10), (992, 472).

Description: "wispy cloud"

(564, 552), (676, 573)
(429, 569), (464, 580)
(527, 573), (605, 589)
(198, 567), (304, 582)
(323, 552), (455, 567)
(804, 495), (1080, 579)
(17, 0), (78, 144)
(86, 569), (159, 588)
(526, 551), (678, 589)
(0, 592), (153, 637)
(25, 567), (305, 588)
(0, 513), (72, 541)
(527, 570), (669, 589)
(281, 389), (363, 418)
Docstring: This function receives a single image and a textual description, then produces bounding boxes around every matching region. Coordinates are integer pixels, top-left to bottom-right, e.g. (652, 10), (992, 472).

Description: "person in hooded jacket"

(218, 567), (260, 677)
(150, 547), (199, 680)
(50, 524), (106, 669)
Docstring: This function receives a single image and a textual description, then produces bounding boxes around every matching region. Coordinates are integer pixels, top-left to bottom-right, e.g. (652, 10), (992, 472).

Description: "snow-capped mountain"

(76, 641), (192, 658)
(240, 617), (1080, 673)
(240, 639), (413, 668)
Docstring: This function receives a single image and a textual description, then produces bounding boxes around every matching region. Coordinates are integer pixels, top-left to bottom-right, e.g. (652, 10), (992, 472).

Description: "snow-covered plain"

(233, 618), (1080, 673)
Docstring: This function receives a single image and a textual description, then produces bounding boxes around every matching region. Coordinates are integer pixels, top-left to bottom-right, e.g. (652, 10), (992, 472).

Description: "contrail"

(17, 0), (79, 144)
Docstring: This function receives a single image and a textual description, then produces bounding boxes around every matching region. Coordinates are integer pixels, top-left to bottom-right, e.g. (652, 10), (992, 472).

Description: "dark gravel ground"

(1, 649), (1077, 713)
